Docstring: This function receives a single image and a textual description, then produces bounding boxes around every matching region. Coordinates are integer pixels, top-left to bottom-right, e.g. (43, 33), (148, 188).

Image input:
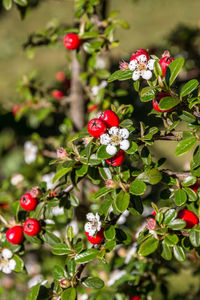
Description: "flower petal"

(132, 70), (140, 81)
(147, 59), (155, 70)
(9, 259), (16, 270)
(120, 140), (130, 151)
(142, 70), (152, 80)
(106, 145), (117, 156)
(100, 134), (111, 145)
(108, 127), (119, 136)
(137, 54), (148, 63)
(86, 213), (95, 221)
(129, 59), (137, 71)
(2, 249), (12, 259)
(119, 128), (129, 139)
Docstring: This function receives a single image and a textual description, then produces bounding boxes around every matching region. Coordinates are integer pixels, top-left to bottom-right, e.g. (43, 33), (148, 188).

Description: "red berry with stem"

(20, 193), (38, 211)
(177, 209), (199, 229)
(51, 89), (64, 99)
(87, 118), (107, 138)
(189, 182), (200, 194)
(153, 92), (174, 112)
(99, 110), (120, 128)
(23, 219), (41, 236)
(106, 149), (125, 166)
(6, 226), (24, 245)
(85, 228), (104, 244)
(63, 33), (82, 50)
(130, 49), (149, 61)
(159, 56), (174, 77)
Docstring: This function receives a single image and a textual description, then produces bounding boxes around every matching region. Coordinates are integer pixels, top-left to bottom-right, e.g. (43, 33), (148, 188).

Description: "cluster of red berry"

(87, 110), (126, 166)
(6, 193), (41, 245)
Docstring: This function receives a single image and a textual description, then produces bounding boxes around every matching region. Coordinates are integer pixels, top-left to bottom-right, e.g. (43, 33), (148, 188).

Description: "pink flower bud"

(30, 187), (41, 198)
(56, 147), (67, 159)
(105, 179), (119, 189)
(119, 61), (129, 71)
(146, 218), (156, 230)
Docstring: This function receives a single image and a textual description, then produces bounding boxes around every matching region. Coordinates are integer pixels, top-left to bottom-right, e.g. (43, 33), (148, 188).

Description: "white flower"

(100, 126), (130, 156)
(107, 270), (126, 286)
(24, 141), (38, 164)
(95, 55), (107, 69)
(11, 173), (24, 186)
(91, 80), (108, 96)
(41, 172), (56, 190)
(125, 242), (137, 264)
(52, 206), (64, 216)
(0, 249), (16, 274)
(117, 210), (129, 225)
(84, 212), (101, 237)
(78, 294), (88, 300)
(129, 55), (155, 81)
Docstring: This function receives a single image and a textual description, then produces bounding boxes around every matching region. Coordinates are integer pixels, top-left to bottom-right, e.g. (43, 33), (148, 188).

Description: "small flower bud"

(146, 218), (156, 230)
(30, 187), (41, 198)
(57, 147), (67, 159)
(119, 61), (129, 71)
(59, 278), (71, 288)
(82, 136), (93, 146)
(105, 179), (119, 189)
(162, 50), (171, 58)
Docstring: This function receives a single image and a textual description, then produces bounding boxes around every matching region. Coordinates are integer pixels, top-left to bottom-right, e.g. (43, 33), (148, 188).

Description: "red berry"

(130, 297), (141, 300)
(20, 193), (38, 211)
(159, 56), (174, 77)
(153, 92), (174, 112)
(130, 49), (149, 61)
(55, 71), (66, 82)
(152, 211), (157, 216)
(99, 110), (120, 128)
(23, 219), (41, 236)
(88, 104), (99, 113)
(6, 226), (24, 245)
(85, 228), (104, 244)
(106, 149), (125, 166)
(177, 209), (199, 229)
(63, 33), (82, 50)
(0, 202), (9, 210)
(51, 89), (64, 99)
(189, 182), (200, 194)
(87, 118), (107, 138)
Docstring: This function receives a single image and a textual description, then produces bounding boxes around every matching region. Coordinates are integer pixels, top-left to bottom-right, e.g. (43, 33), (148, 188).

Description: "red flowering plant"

(0, 0), (200, 300)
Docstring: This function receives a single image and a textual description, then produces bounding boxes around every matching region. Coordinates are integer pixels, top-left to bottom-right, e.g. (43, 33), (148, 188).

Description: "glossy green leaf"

(168, 219), (186, 230)
(82, 277), (104, 289)
(75, 249), (99, 264)
(92, 187), (112, 200)
(179, 111), (196, 123)
(27, 283), (40, 300)
(180, 79), (199, 97)
(14, 0), (28, 6)
(129, 180), (146, 195)
(3, 0), (12, 10)
(53, 167), (72, 184)
(108, 70), (133, 82)
(183, 187), (198, 202)
(13, 254), (24, 272)
(104, 226), (116, 241)
(125, 141), (138, 154)
(165, 57), (184, 86)
(182, 176), (197, 187)
(163, 209), (177, 225)
(161, 241), (172, 260)
(158, 97), (179, 110)
(53, 265), (67, 280)
(137, 169), (162, 185)
(174, 189), (187, 206)
(52, 243), (72, 255)
(138, 236), (159, 256)
(173, 245), (185, 262)
(154, 60), (163, 77)
(41, 231), (61, 246)
(115, 191), (130, 212)
(189, 230), (200, 247)
(96, 145), (113, 159)
(175, 137), (197, 156)
(164, 234), (179, 246)
(61, 288), (76, 300)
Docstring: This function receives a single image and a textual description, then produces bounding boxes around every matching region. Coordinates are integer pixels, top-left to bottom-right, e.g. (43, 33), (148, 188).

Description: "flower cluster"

(24, 141), (38, 164)
(100, 126), (130, 155)
(84, 212), (101, 237)
(0, 249), (16, 274)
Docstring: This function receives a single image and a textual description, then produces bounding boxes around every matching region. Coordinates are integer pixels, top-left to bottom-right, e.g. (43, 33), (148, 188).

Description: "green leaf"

(138, 236), (159, 256)
(53, 265), (67, 281)
(175, 137), (197, 156)
(61, 288), (76, 300)
(75, 249), (99, 264)
(67, 260), (76, 277)
(82, 277), (104, 289)
(27, 283), (40, 300)
(30, 202), (45, 219)
(104, 240), (116, 251)
(137, 169), (162, 185)
(161, 241), (172, 260)
(115, 191), (130, 212)
(165, 57), (184, 86)
(189, 230), (200, 247)
(3, 0), (12, 10)
(180, 79), (199, 97)
(182, 176), (197, 187)
(158, 97), (179, 110)
(164, 234), (179, 246)
(183, 187), (198, 202)
(99, 167), (112, 180)
(179, 111), (196, 123)
(13, 254), (24, 272)
(140, 86), (155, 98)
(129, 180), (146, 195)
(52, 243), (72, 255)
(163, 209), (177, 225)
(192, 146), (200, 168)
(76, 164), (88, 177)
(14, 0), (28, 6)
(120, 119), (133, 128)
(154, 60), (163, 77)
(174, 189), (187, 206)
(53, 167), (72, 184)
(96, 145), (113, 160)
(168, 219), (186, 230)
(129, 196), (143, 216)
(92, 187), (112, 200)
(41, 231), (61, 246)
(108, 70), (133, 82)
(125, 141), (138, 154)
(173, 245), (185, 262)
(104, 226), (116, 241)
